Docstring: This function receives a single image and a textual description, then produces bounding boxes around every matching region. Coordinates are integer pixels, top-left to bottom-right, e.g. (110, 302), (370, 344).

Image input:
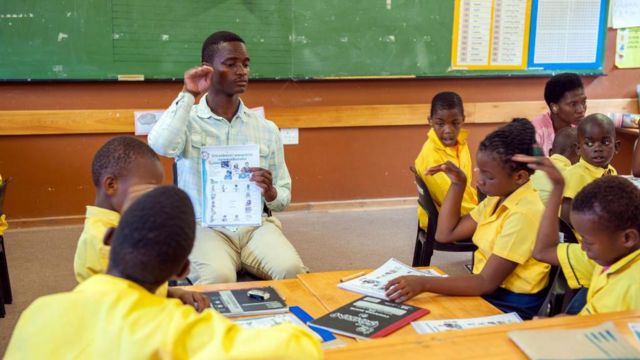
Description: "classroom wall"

(0, 29), (638, 223)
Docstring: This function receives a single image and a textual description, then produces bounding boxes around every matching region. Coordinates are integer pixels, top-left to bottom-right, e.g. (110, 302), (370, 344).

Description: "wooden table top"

(297, 268), (502, 338)
(324, 310), (640, 359)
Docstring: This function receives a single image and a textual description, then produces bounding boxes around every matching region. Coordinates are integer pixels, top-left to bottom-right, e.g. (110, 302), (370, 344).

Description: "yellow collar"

(85, 206), (120, 227)
(578, 158), (616, 177)
(549, 154), (572, 169)
(76, 273), (156, 295)
(484, 181), (535, 217)
(500, 180), (535, 210)
(604, 248), (640, 275)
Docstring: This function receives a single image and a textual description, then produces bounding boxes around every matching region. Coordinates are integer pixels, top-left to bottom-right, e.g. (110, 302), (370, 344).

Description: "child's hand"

(425, 161), (467, 185)
(167, 288), (211, 312)
(511, 154), (565, 188)
(384, 275), (426, 303)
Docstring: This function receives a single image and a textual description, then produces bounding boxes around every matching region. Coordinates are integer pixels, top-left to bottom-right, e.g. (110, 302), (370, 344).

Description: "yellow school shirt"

(74, 206), (168, 296)
(558, 245), (640, 315)
(563, 158), (617, 199)
(415, 128), (478, 229)
(5, 274), (322, 359)
(530, 154), (572, 204)
(469, 181), (550, 294)
(0, 214), (7, 236)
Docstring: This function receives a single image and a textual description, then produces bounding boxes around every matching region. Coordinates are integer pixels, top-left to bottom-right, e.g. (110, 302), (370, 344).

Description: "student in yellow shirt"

(561, 113), (619, 225)
(530, 127), (579, 204)
(6, 186), (322, 359)
(415, 91), (478, 230)
(514, 155), (640, 315)
(74, 136), (208, 308)
(386, 119), (550, 319)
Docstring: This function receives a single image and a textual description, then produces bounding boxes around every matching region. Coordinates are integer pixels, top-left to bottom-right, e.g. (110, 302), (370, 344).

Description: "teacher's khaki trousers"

(188, 216), (308, 284)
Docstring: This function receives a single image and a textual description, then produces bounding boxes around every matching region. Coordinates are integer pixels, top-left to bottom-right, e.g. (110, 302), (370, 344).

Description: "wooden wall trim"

(0, 98), (637, 135)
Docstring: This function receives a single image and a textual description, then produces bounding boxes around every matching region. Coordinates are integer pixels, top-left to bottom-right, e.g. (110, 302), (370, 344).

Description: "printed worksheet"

(338, 258), (445, 299)
(201, 145), (262, 227)
(412, 312), (523, 334)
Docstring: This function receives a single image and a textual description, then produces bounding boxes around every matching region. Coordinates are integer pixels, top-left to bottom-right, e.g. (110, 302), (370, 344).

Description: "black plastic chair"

(0, 179), (12, 318)
(410, 166), (477, 268)
(537, 218), (582, 316)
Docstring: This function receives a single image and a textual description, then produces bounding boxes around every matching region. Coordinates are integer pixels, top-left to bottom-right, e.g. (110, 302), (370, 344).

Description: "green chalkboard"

(0, 0), (604, 80)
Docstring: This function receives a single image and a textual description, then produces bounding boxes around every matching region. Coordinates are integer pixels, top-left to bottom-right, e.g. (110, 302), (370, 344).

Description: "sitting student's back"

(530, 127), (579, 203)
(6, 187), (321, 359)
(415, 91), (478, 229)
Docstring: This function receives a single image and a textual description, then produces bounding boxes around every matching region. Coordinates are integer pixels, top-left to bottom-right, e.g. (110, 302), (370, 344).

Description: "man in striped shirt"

(149, 31), (307, 284)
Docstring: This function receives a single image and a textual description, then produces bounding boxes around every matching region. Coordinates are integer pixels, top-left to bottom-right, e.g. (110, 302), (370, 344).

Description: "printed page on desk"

(235, 313), (324, 341)
(337, 258), (445, 299)
(508, 321), (640, 359)
(201, 144), (262, 227)
(412, 312), (522, 334)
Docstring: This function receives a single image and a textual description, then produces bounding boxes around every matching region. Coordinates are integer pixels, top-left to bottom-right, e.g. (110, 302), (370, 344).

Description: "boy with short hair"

(74, 136), (207, 307)
(6, 186), (322, 359)
(414, 91), (477, 230)
(530, 127), (578, 203)
(514, 154), (640, 315)
(560, 113), (619, 224)
(532, 73), (586, 156)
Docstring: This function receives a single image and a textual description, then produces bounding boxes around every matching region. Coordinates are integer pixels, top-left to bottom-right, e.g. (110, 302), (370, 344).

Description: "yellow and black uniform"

(563, 158), (617, 199)
(5, 274), (322, 359)
(557, 245), (640, 315)
(414, 128), (478, 229)
(469, 181), (551, 319)
(73, 206), (168, 296)
(530, 154), (572, 204)
(0, 214), (7, 236)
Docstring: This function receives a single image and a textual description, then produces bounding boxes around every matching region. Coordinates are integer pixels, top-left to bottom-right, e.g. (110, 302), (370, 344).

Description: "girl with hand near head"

(387, 119), (551, 320)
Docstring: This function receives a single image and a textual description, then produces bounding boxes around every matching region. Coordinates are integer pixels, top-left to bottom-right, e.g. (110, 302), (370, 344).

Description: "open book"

(337, 258), (445, 299)
(234, 306), (336, 342)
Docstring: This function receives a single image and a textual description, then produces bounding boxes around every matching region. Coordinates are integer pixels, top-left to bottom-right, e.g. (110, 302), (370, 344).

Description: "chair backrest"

(409, 166), (439, 219)
(559, 218), (578, 244)
(410, 166), (439, 225)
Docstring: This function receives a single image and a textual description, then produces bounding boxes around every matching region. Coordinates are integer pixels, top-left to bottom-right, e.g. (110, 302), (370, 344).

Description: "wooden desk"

(325, 310), (640, 359)
(297, 268), (502, 338)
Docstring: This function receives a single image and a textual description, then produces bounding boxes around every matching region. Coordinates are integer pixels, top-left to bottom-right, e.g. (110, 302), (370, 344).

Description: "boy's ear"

(614, 139), (621, 154)
(574, 142), (581, 157)
(170, 259), (191, 280)
(102, 175), (119, 197)
(513, 169), (529, 186)
(103, 227), (116, 246)
(621, 228), (639, 249)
